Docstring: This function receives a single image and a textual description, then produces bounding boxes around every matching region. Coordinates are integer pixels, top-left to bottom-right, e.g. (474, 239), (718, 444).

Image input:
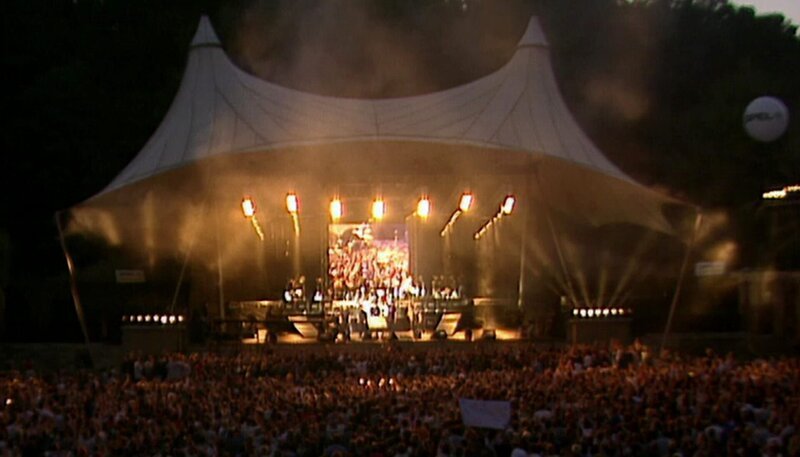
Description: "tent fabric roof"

(96, 16), (685, 233)
(105, 16), (631, 191)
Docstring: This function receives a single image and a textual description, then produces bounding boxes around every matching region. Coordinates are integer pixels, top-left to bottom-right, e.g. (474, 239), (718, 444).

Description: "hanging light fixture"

(330, 198), (343, 222)
(286, 193), (299, 214)
(416, 197), (431, 218)
(372, 198), (386, 221)
(241, 197), (256, 218)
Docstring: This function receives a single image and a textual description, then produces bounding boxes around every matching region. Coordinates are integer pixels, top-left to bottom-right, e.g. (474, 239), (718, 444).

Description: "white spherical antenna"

(743, 96), (789, 142)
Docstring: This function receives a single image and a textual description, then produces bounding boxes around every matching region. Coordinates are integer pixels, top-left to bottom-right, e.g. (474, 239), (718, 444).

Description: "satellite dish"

(743, 96), (789, 142)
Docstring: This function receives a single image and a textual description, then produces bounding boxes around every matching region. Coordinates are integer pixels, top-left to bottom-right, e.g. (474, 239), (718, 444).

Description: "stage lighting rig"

(330, 198), (343, 222)
(474, 195), (516, 240)
(440, 192), (473, 236)
(241, 196), (265, 240)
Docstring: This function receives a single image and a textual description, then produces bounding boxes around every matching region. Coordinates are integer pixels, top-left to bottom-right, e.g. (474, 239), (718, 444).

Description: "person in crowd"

(1, 343), (798, 456)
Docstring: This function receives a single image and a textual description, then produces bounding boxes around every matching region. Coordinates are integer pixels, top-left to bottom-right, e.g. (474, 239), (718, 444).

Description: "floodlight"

(416, 197), (431, 218)
(241, 197), (256, 218)
(459, 193), (473, 212)
(330, 198), (343, 221)
(501, 195), (515, 215)
(372, 198), (386, 220)
(286, 193), (299, 214)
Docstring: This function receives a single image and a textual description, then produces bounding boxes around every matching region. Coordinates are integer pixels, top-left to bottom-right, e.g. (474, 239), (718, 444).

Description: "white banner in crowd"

(459, 398), (512, 430)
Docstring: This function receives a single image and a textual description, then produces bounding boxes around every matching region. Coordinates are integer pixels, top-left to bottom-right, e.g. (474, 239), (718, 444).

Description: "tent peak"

(517, 16), (548, 48)
(190, 15), (221, 48)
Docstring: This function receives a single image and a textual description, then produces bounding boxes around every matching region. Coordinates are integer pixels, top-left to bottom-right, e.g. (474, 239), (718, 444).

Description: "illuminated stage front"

(63, 16), (693, 347)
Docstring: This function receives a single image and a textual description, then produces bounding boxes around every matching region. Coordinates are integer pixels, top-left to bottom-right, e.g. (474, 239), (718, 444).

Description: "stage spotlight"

(617, 308), (625, 315)
(241, 197), (256, 218)
(372, 198), (386, 220)
(602, 309), (609, 316)
(459, 193), (473, 212)
(177, 315), (184, 323)
(145, 315), (152, 322)
(611, 308), (618, 316)
(330, 198), (343, 221)
(286, 193), (299, 214)
(169, 315), (176, 324)
(587, 309), (594, 317)
(416, 197), (431, 218)
(501, 195), (515, 215)
(579, 309), (587, 317)
(572, 309), (579, 316)
(160, 315), (168, 324)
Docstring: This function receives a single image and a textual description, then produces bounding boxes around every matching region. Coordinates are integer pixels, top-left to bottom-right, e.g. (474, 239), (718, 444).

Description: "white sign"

(115, 269), (146, 284)
(459, 398), (511, 430)
(694, 261), (726, 277)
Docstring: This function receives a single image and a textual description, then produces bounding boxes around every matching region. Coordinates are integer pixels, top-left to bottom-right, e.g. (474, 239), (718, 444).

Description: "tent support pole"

(660, 211), (703, 353)
(517, 168), (534, 311)
(213, 197), (225, 322)
(517, 203), (528, 310)
(54, 211), (93, 366)
(169, 246), (193, 314)
(169, 202), (204, 314)
(532, 169), (576, 306)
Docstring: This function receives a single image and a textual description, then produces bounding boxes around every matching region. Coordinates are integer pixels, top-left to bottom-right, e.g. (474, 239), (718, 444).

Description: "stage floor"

(240, 328), (522, 345)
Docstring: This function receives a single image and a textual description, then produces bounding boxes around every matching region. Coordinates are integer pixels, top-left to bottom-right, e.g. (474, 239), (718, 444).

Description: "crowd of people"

(1, 342), (798, 456)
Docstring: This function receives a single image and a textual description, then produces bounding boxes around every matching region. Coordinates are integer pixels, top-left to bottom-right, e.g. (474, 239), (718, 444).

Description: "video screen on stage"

(328, 223), (409, 299)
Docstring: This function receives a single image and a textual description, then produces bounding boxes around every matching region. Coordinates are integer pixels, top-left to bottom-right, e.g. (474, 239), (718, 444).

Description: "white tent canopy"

(92, 16), (686, 234)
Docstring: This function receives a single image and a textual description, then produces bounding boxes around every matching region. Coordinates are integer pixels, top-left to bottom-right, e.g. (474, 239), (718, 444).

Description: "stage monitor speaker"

(291, 322), (319, 339)
(392, 316), (411, 332)
(394, 330), (415, 341)
(436, 313), (461, 336)
(367, 315), (389, 331)
(123, 326), (186, 354)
